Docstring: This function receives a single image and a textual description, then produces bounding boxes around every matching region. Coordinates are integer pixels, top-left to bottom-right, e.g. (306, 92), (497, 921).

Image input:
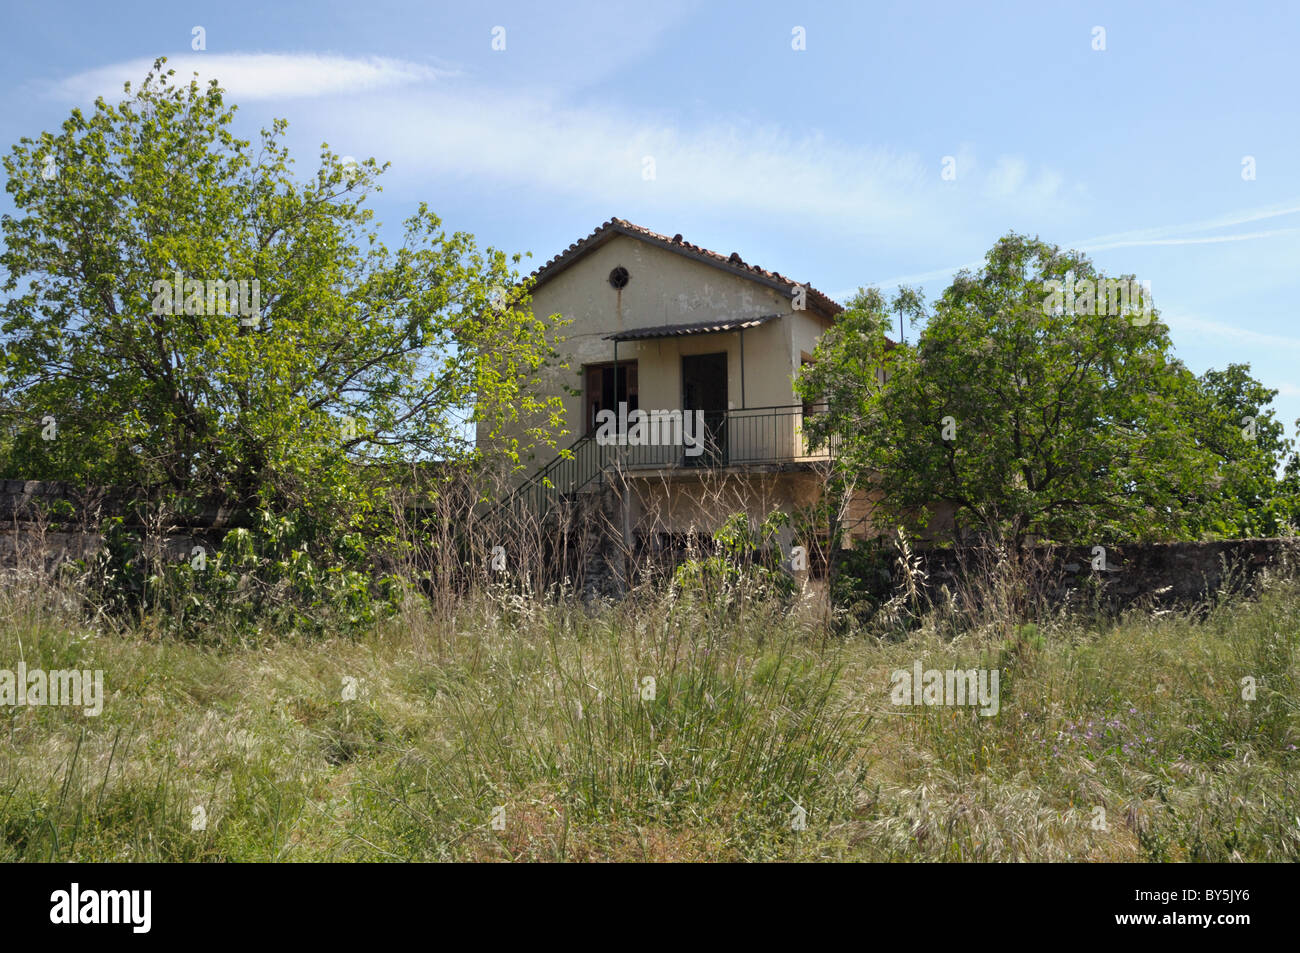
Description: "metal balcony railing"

(609, 404), (836, 469)
(499, 405), (836, 521)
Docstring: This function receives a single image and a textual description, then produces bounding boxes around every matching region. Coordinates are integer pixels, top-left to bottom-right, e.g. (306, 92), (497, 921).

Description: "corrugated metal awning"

(604, 313), (781, 342)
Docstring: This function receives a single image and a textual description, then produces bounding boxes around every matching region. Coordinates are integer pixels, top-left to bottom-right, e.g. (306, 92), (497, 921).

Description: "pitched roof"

(604, 313), (781, 342)
(528, 218), (843, 318)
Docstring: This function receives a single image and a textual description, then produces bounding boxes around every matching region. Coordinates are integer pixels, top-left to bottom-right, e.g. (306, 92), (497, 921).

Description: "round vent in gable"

(608, 266), (630, 290)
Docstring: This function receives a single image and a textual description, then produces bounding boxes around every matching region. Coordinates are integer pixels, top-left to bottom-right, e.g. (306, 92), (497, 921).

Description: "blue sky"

(4, 0), (1300, 432)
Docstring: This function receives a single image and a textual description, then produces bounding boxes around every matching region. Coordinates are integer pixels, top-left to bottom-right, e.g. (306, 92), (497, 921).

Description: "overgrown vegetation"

(0, 60), (567, 634)
(796, 240), (1300, 545)
(1, 558), (1296, 862)
(2, 62), (1299, 864)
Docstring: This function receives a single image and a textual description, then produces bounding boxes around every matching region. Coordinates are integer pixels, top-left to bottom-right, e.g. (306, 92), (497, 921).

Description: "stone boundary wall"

(6, 479), (1300, 611)
(906, 538), (1300, 614)
(1, 480), (233, 572)
(0, 479), (240, 527)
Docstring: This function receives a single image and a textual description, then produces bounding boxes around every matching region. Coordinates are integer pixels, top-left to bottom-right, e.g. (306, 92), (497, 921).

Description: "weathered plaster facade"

(479, 219), (855, 542)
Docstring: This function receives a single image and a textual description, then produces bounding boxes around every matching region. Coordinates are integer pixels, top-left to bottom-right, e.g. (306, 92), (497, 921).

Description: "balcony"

(609, 404), (835, 470)
(502, 405), (837, 519)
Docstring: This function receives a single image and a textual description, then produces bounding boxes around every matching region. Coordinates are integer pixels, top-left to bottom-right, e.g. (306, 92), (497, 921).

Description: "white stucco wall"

(480, 234), (835, 472)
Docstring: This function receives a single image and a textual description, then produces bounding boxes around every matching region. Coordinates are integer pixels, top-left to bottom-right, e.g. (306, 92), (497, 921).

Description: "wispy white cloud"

(984, 155), (1027, 198)
(830, 260), (983, 298)
(317, 87), (1072, 257)
(849, 202), (1300, 296)
(1161, 312), (1300, 352)
(50, 53), (451, 102)
(1074, 201), (1300, 251)
(1080, 227), (1300, 252)
(46, 51), (1073, 269)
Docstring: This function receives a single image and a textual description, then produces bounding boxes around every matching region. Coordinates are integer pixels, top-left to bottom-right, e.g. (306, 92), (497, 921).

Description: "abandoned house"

(478, 218), (919, 581)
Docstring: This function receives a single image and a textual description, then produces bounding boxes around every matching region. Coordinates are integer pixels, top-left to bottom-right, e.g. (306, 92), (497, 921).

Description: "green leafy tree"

(0, 60), (567, 631)
(0, 59), (564, 507)
(1175, 364), (1297, 536)
(799, 233), (1227, 547)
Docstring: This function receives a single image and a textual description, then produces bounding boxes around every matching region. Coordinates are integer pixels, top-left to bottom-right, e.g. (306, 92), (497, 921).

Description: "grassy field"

(1, 574), (1298, 862)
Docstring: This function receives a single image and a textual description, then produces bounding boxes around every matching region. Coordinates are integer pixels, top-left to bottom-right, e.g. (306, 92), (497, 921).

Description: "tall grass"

(0, 560), (1297, 861)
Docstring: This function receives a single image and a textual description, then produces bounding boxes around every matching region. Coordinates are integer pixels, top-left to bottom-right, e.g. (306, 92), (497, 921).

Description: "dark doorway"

(682, 352), (727, 466)
(584, 362), (638, 435)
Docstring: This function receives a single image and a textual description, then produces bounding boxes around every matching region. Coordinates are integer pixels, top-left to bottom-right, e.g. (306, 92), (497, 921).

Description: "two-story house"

(481, 217), (881, 562)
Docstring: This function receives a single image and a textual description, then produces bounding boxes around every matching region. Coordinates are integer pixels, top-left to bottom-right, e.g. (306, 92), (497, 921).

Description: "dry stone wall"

(6, 479), (1299, 611)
